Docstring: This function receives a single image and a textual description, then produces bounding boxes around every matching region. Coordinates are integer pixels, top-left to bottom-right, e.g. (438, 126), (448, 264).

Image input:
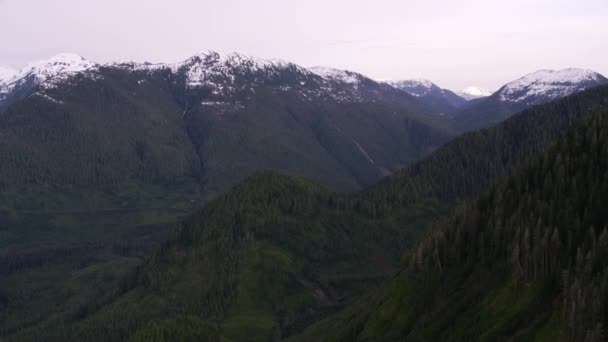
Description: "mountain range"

(2, 51), (608, 341)
(387, 69), (608, 134)
(386, 79), (467, 115)
(4, 82), (608, 341)
(0, 52), (450, 205)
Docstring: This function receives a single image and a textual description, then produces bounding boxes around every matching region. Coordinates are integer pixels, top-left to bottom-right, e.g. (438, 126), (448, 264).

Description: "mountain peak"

(0, 53), (99, 109)
(20, 53), (97, 76)
(459, 86), (492, 100)
(509, 68), (602, 85)
(175, 51), (301, 90)
(7, 53), (98, 91)
(498, 68), (607, 104)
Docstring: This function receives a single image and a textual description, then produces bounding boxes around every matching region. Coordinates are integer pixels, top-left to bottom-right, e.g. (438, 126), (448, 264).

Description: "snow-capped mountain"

(0, 53), (99, 110)
(496, 68), (608, 106)
(458, 86), (492, 100)
(452, 68), (608, 133)
(15, 53), (97, 84)
(0, 52), (442, 113)
(0, 52), (296, 109)
(0, 51), (451, 199)
(114, 53), (393, 105)
(387, 79), (467, 114)
(387, 79), (436, 97)
(0, 51), (438, 137)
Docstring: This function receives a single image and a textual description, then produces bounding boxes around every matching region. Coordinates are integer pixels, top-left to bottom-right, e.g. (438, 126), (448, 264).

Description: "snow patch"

(498, 68), (606, 104)
(178, 51), (296, 91)
(34, 92), (64, 105)
(310, 67), (362, 85)
(18, 53), (97, 86)
(459, 86), (492, 100)
(200, 101), (226, 106)
(2, 53), (98, 93)
(387, 79), (436, 97)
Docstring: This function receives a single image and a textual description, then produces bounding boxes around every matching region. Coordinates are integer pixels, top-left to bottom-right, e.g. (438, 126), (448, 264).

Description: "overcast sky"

(1, 0), (607, 90)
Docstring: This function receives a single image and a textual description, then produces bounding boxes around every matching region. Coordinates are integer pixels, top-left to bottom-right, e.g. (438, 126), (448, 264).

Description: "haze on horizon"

(1, 0), (607, 91)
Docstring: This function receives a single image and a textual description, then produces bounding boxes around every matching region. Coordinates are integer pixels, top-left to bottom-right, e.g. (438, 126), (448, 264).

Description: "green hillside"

(6, 171), (447, 341)
(3, 86), (608, 341)
(295, 109), (608, 341)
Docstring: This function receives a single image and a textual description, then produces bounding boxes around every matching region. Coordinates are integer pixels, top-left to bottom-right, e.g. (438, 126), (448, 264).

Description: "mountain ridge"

(452, 68), (608, 132)
(0, 50), (451, 206)
(387, 79), (467, 114)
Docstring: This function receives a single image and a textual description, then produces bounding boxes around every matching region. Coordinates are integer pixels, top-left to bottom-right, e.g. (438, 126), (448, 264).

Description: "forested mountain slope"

(0, 52), (450, 203)
(8, 171), (444, 341)
(361, 84), (608, 213)
(296, 108), (608, 342)
(3, 84), (608, 342)
(0, 52), (451, 289)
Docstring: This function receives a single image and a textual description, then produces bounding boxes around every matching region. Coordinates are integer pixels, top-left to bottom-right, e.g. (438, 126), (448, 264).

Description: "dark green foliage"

(3, 85), (608, 341)
(0, 65), (450, 198)
(1, 167), (449, 341)
(360, 84), (608, 215)
(450, 93), (522, 133)
(297, 110), (608, 341)
(0, 64), (451, 340)
(0, 68), (201, 188)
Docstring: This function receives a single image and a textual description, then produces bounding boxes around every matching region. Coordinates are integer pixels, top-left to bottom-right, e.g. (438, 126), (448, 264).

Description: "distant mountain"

(0, 52), (450, 203)
(496, 68), (608, 105)
(387, 79), (467, 115)
(458, 86), (492, 100)
(452, 68), (608, 132)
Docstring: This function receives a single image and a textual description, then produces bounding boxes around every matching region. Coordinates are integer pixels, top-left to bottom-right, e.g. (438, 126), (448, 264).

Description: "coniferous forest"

(1, 73), (607, 341)
(2, 6), (608, 339)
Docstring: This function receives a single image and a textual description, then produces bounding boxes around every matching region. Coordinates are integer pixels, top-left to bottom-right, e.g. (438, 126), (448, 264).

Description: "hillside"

(7, 171), (447, 341)
(296, 107), (608, 342)
(360, 84), (608, 211)
(0, 52), (451, 289)
(4, 86), (608, 341)
(0, 53), (450, 208)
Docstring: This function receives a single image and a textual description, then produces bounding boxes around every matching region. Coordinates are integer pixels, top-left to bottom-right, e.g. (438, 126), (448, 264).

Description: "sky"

(1, 0), (607, 91)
